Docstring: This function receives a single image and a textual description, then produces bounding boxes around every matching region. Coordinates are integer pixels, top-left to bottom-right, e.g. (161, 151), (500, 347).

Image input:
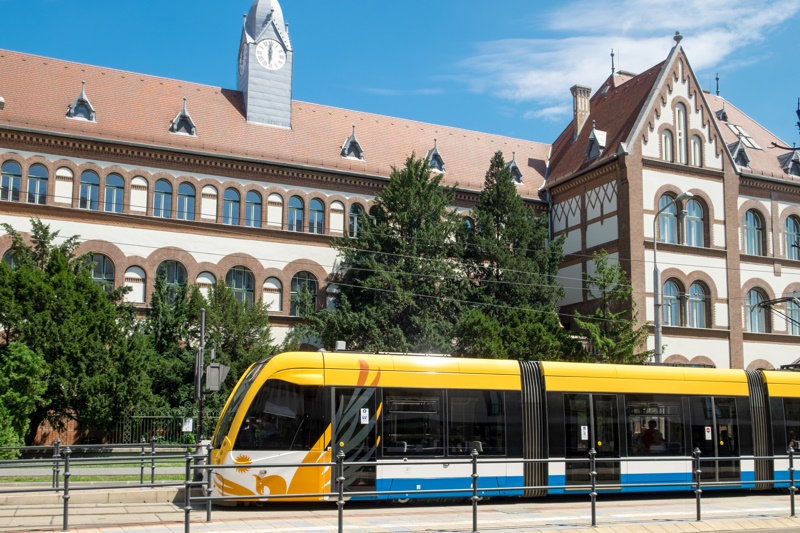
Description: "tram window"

(212, 360), (266, 448)
(235, 379), (322, 451)
(448, 390), (505, 456)
(624, 395), (684, 456)
(382, 389), (444, 456)
(784, 399), (800, 452)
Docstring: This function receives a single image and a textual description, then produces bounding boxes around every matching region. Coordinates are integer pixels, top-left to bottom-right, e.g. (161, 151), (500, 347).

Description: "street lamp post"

(653, 191), (693, 363)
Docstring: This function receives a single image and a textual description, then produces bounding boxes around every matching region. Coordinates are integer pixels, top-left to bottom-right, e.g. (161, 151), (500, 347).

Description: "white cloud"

(456, 0), (800, 121)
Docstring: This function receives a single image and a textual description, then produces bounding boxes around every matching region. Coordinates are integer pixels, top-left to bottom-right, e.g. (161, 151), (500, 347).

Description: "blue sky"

(1, 0), (799, 146)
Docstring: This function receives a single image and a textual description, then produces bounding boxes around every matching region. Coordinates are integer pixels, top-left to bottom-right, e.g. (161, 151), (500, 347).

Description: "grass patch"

(0, 474), (185, 483)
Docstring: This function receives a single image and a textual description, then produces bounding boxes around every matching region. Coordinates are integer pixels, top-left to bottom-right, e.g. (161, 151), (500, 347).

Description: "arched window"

(661, 130), (674, 162)
(105, 174), (124, 213)
(2, 249), (16, 269)
(263, 277), (283, 312)
(245, 191), (262, 228)
(157, 260), (187, 303)
(288, 196), (304, 232)
(663, 280), (681, 326)
(1, 161), (22, 202)
(745, 289), (766, 333)
(225, 266), (254, 305)
(223, 188), (240, 225)
(787, 216), (800, 261)
(744, 209), (765, 256)
(349, 203), (364, 238)
(788, 299), (800, 336)
(675, 103), (687, 164)
(79, 171), (100, 210)
(658, 194), (678, 244)
(690, 135), (702, 167)
(91, 254), (114, 291)
(177, 183), (195, 221)
(687, 282), (707, 328)
(309, 199), (324, 234)
(153, 180), (172, 218)
(290, 271), (318, 317)
(27, 164), (48, 205)
(685, 199), (704, 247)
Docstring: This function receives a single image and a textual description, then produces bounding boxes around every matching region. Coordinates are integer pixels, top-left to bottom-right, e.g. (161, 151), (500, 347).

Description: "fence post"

(184, 451), (192, 533)
(206, 442), (213, 523)
(693, 447), (702, 522)
(62, 447), (71, 532)
(589, 448), (597, 527)
(337, 449), (345, 533)
(790, 446), (796, 518)
(150, 436), (156, 485)
(52, 439), (61, 489)
(140, 436), (147, 485)
(471, 448), (480, 533)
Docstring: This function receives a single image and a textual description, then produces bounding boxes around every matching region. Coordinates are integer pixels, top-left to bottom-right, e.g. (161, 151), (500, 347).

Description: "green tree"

(199, 281), (277, 414)
(294, 154), (466, 353)
(0, 219), (159, 443)
(573, 250), (651, 364)
(455, 151), (581, 360)
(0, 342), (47, 457)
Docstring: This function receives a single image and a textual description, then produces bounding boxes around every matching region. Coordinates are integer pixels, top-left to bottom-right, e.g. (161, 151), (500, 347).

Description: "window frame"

(290, 271), (318, 317)
(658, 194), (679, 244)
(223, 188), (241, 226)
(153, 179), (172, 218)
(745, 288), (767, 333)
(685, 198), (704, 248)
(687, 282), (707, 328)
(225, 266), (255, 305)
(349, 203), (364, 238)
(104, 174), (124, 213)
(288, 196), (304, 232)
(661, 130), (674, 163)
(787, 216), (800, 261)
(177, 183), (196, 221)
(1, 161), (22, 202)
(308, 198), (324, 234)
(91, 253), (115, 291)
(744, 209), (765, 256)
(27, 164), (48, 205)
(663, 280), (682, 326)
(245, 191), (262, 228)
(79, 171), (100, 211)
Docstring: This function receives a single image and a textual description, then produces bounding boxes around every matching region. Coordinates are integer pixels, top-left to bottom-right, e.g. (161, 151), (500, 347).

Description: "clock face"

(255, 39), (286, 70)
(238, 43), (247, 75)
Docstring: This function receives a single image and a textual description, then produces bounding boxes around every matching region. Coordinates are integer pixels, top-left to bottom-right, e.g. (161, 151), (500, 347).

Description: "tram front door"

(333, 387), (377, 494)
(565, 393), (621, 488)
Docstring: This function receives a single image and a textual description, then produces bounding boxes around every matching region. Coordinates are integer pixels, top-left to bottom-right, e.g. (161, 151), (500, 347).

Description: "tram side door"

(333, 387), (377, 494)
(689, 396), (740, 483)
(565, 393), (621, 488)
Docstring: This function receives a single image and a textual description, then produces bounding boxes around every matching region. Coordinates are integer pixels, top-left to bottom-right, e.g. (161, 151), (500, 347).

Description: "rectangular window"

(177, 194), (195, 221)
(105, 187), (123, 213)
(382, 389), (444, 456)
(448, 390), (505, 456)
(625, 394), (684, 456)
(784, 398), (800, 452)
(1, 175), (20, 202)
(28, 177), (47, 205)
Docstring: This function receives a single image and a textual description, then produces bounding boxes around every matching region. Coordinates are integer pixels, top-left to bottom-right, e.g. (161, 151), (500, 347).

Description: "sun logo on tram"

(234, 454), (252, 473)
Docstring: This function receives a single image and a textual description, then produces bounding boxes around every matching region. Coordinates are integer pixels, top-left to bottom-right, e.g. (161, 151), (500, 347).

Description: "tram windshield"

(212, 360), (267, 448)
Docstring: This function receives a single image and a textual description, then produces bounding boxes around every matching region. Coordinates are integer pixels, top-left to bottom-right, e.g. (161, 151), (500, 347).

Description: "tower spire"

(716, 73), (720, 97)
(611, 49), (615, 75)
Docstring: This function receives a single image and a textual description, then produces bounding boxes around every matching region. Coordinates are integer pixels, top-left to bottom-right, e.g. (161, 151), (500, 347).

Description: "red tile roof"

(546, 62), (665, 188)
(705, 93), (800, 184)
(0, 49), (550, 199)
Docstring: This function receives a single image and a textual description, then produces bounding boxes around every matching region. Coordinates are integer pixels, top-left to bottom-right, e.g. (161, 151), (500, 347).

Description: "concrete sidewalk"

(2, 487), (800, 533)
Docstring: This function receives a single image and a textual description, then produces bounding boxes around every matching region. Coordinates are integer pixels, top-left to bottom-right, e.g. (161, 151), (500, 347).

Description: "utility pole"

(196, 308), (205, 443)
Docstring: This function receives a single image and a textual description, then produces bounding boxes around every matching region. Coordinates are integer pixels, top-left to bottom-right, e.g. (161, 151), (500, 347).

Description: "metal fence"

(108, 410), (220, 444)
(1, 443), (799, 533)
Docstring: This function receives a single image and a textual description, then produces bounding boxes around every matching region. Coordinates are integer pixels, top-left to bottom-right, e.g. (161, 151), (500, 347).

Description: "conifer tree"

(295, 154), (466, 353)
(455, 151), (581, 360)
(573, 250), (651, 364)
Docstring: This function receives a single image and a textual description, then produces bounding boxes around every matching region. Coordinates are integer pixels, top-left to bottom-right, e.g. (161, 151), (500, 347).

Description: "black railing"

(2, 442), (800, 532)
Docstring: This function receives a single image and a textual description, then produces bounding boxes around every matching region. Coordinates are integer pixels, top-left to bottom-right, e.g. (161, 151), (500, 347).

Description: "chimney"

(570, 85), (592, 140)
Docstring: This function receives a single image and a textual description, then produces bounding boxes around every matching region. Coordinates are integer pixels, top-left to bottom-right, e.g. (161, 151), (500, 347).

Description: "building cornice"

(548, 159), (621, 196)
(642, 157), (725, 180)
(643, 240), (727, 259)
(740, 174), (800, 194)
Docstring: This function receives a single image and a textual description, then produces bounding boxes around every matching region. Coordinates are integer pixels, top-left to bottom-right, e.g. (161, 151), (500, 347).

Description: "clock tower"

(237, 0), (293, 128)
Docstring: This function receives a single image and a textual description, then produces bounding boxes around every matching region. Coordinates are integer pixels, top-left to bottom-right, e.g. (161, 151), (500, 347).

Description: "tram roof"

(761, 370), (800, 398)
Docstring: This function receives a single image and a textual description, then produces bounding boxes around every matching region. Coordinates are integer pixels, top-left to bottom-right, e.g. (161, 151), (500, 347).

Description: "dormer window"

(779, 149), (800, 177)
(715, 108), (728, 122)
(585, 121), (606, 161)
(341, 125), (364, 160)
(426, 138), (445, 172)
(170, 98), (197, 136)
(66, 81), (96, 122)
(729, 134), (750, 168)
(506, 152), (523, 183)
